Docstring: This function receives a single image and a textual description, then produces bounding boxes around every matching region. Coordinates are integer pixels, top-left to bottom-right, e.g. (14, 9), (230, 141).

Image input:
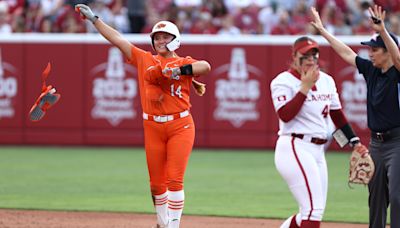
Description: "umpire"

(310, 5), (400, 228)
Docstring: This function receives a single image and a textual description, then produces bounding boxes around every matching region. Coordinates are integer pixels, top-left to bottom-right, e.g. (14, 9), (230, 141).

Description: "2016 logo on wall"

(91, 47), (137, 126)
(0, 48), (18, 119)
(339, 49), (368, 129)
(213, 48), (262, 128)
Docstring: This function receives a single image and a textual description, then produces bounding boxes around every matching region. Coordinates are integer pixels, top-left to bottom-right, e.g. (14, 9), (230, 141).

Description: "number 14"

(170, 84), (183, 98)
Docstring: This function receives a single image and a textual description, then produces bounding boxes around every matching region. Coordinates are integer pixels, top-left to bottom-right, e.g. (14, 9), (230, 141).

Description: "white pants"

(275, 135), (328, 221)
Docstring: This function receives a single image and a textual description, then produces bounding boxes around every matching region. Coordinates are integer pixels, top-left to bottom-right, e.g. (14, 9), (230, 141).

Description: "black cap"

(361, 32), (399, 49)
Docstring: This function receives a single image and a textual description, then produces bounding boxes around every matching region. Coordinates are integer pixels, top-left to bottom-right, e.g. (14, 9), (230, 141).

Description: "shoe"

(29, 86), (60, 121)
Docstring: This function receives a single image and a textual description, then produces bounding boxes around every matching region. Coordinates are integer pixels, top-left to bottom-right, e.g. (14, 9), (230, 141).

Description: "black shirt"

(356, 56), (400, 132)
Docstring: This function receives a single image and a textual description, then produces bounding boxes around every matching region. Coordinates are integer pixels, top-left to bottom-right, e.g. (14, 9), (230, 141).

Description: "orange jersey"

(127, 46), (196, 115)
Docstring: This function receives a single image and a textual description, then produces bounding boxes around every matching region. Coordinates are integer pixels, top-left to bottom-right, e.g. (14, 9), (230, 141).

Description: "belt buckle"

(376, 132), (384, 142)
(154, 115), (168, 123)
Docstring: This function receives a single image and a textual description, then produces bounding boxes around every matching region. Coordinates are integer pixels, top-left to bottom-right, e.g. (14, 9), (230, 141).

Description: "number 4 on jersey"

(322, 105), (329, 118)
(170, 84), (183, 98)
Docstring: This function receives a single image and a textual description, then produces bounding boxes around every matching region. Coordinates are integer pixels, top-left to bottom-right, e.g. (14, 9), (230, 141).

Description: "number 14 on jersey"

(171, 84), (183, 98)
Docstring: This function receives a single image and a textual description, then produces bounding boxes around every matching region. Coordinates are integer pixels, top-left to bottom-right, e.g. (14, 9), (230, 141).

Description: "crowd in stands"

(0, 0), (400, 36)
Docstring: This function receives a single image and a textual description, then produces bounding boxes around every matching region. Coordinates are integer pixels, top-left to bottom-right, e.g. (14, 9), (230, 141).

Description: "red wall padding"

(0, 40), (371, 149)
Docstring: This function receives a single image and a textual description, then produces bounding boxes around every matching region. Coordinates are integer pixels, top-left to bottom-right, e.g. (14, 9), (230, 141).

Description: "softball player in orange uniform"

(75, 4), (211, 228)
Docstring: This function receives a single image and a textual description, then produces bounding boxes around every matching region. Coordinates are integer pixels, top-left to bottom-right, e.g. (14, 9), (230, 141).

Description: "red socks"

(301, 220), (321, 228)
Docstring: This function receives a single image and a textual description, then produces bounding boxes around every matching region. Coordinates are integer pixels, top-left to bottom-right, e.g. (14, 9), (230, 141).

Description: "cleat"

(28, 63), (60, 122)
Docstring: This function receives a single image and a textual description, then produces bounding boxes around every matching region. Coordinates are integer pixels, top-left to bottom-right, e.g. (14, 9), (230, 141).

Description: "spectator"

(190, 10), (217, 34)
(332, 10), (352, 35)
(86, 0), (113, 33)
(258, 3), (280, 34)
(218, 14), (240, 35)
(374, 0), (400, 13)
(57, 5), (85, 33)
(353, 13), (375, 34)
(270, 9), (301, 35)
(316, 0), (347, 12)
(174, 0), (201, 8)
(0, 1), (11, 33)
(127, 0), (146, 33)
(38, 0), (65, 23)
(274, 0), (314, 11)
(205, 0), (228, 31)
(148, 0), (173, 16)
(38, 16), (53, 32)
(234, 3), (260, 34)
(387, 13), (400, 35)
(3, 0), (400, 35)
(291, 0), (312, 33)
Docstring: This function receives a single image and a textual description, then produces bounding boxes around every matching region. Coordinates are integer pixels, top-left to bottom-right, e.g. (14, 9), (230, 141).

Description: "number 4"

(170, 84), (183, 98)
(322, 105), (329, 118)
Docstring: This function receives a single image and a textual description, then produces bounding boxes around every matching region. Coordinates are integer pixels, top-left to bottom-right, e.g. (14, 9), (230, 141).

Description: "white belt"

(143, 110), (189, 123)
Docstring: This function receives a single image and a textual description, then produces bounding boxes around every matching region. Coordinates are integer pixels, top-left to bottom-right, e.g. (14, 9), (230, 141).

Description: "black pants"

(368, 135), (400, 228)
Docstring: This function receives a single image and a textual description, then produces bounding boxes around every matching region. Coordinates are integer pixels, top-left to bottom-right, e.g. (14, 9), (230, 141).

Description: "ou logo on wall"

(338, 49), (368, 130)
(213, 48), (262, 128)
(0, 48), (18, 120)
(91, 47), (138, 126)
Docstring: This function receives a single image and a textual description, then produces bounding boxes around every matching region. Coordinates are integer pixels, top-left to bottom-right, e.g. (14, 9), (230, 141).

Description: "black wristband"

(341, 123), (356, 138)
(179, 64), (193, 75)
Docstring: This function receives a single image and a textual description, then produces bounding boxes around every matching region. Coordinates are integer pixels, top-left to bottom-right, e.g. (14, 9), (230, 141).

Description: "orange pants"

(143, 115), (195, 196)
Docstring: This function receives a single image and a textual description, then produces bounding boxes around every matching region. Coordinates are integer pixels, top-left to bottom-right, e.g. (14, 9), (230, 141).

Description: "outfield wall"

(0, 34), (371, 149)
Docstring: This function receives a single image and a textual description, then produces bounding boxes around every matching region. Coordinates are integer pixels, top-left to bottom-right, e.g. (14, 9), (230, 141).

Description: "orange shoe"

(29, 86), (60, 122)
(29, 62), (60, 122)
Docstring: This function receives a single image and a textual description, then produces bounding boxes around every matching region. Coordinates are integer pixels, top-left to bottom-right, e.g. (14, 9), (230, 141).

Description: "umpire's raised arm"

(310, 7), (357, 67)
(75, 4), (133, 60)
(369, 5), (400, 71)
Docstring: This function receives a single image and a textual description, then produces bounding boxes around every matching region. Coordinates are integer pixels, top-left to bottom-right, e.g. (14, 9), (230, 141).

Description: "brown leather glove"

(349, 144), (375, 185)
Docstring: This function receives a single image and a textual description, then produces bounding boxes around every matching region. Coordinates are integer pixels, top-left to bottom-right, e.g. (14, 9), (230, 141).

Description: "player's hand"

(162, 67), (181, 80)
(310, 7), (325, 33)
(369, 4), (386, 32)
(353, 143), (369, 155)
(300, 65), (319, 93)
(75, 4), (98, 24)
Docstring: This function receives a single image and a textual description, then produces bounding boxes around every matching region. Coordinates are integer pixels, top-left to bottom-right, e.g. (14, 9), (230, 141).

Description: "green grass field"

(0, 147), (370, 223)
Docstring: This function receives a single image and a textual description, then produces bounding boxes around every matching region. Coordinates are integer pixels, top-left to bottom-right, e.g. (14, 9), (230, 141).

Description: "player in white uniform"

(270, 36), (368, 228)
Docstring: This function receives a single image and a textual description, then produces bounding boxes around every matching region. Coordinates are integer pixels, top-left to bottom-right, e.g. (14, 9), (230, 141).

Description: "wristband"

(332, 123), (359, 148)
(179, 64), (193, 75)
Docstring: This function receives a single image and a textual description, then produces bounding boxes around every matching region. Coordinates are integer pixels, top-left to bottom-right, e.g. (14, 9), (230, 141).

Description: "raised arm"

(310, 7), (357, 67)
(369, 5), (400, 71)
(75, 4), (133, 60)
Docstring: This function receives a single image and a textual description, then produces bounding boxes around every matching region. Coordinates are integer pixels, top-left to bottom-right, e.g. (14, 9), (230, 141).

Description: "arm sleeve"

(330, 109), (348, 128)
(277, 92), (307, 122)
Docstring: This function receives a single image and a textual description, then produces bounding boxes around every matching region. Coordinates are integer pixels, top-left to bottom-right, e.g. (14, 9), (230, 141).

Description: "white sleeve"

(270, 76), (295, 112)
(328, 76), (342, 110)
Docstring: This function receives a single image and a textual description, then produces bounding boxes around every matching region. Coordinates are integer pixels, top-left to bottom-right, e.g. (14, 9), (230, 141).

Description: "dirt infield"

(0, 209), (368, 228)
